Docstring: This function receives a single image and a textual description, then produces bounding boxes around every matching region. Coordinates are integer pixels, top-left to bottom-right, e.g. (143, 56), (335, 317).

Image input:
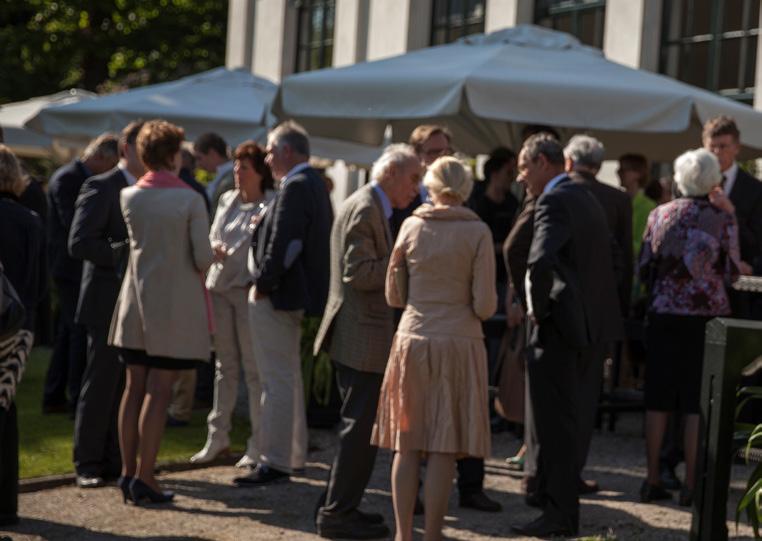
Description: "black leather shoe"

(459, 491), (502, 512)
(354, 508), (384, 525)
(76, 474), (105, 489)
(129, 478), (174, 505)
(234, 463), (289, 486)
(317, 513), (390, 540)
(678, 486), (694, 507)
(640, 480), (672, 503)
(0, 514), (19, 526)
(660, 465), (682, 491)
(511, 514), (576, 537)
(578, 478), (599, 494)
(117, 476), (133, 503)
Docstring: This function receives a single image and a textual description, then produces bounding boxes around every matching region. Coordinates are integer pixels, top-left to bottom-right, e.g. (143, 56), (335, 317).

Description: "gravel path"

(1, 413), (756, 540)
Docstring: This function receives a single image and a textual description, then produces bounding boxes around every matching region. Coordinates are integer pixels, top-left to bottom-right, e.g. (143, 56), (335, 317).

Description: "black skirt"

(644, 313), (712, 414)
(117, 348), (200, 371)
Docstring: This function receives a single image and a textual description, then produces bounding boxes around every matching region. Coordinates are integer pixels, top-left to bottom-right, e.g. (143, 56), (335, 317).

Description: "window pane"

(679, 41), (711, 88)
(723, 0), (744, 32)
(689, 0), (712, 36)
(745, 35), (758, 90)
(718, 37), (742, 91)
(430, 0), (485, 45)
(295, 0), (335, 72)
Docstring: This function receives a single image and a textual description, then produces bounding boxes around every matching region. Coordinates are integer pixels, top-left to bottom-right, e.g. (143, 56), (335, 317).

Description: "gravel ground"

(1, 413), (757, 540)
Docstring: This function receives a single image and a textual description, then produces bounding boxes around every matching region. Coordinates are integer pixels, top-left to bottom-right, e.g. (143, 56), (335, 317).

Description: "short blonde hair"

(673, 148), (721, 197)
(423, 156), (473, 203)
(0, 144), (23, 195)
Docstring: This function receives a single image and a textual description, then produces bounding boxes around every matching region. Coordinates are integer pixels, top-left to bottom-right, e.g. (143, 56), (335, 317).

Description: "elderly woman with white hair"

(638, 148), (743, 507)
(373, 156), (497, 541)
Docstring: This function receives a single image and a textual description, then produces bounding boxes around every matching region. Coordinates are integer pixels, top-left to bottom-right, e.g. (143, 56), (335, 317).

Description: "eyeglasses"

(423, 147), (453, 160)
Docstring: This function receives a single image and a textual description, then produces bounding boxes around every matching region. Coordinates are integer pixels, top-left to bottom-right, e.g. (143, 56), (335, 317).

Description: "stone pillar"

(755, 7), (762, 109)
(367, 0), (432, 60)
(251, 0), (298, 82)
(485, 0), (534, 32)
(225, 0), (256, 70)
(603, 0), (662, 71)
(334, 0), (370, 66)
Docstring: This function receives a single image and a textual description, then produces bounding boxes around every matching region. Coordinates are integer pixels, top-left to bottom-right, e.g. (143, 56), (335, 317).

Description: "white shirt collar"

(370, 181), (393, 220)
(722, 162), (739, 195)
(117, 162), (137, 186)
(543, 172), (568, 194)
(281, 161), (311, 187)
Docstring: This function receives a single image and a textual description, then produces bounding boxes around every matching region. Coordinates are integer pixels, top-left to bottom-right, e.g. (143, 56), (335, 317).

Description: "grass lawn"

(17, 347), (251, 479)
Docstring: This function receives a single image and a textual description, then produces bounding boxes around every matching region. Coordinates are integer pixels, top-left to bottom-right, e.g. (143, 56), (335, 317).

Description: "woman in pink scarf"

(109, 120), (214, 505)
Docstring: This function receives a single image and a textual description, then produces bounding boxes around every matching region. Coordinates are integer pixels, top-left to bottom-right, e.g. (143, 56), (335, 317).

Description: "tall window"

(430, 0), (486, 46)
(660, 0), (759, 104)
(534, 0), (606, 49)
(295, 0), (336, 73)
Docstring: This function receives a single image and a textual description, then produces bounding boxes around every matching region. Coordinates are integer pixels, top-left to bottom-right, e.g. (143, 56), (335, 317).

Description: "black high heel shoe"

(117, 476), (133, 504)
(129, 478), (174, 505)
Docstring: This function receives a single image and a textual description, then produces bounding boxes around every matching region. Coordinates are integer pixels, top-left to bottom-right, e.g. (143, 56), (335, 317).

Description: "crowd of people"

(0, 111), (760, 540)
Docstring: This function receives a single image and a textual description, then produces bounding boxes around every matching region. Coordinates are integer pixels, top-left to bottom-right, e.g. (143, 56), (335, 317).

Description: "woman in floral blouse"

(638, 148), (743, 507)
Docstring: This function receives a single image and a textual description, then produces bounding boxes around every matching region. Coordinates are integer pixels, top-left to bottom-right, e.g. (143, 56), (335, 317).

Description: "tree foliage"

(0, 0), (228, 104)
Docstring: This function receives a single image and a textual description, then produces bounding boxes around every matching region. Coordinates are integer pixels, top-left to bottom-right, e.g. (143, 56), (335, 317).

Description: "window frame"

(534, 0), (607, 49)
(430, 0), (486, 46)
(294, 0), (336, 73)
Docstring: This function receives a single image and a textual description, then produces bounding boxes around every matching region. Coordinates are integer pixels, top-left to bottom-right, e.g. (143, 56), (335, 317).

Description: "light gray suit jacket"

(313, 184), (395, 374)
(109, 186), (214, 361)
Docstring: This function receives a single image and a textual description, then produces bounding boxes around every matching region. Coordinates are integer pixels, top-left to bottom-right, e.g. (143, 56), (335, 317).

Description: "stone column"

(755, 7), (762, 109)
(225, 0), (256, 70)
(251, 0), (298, 82)
(334, 0), (370, 66)
(367, 0), (432, 60)
(485, 0), (534, 32)
(603, 0), (662, 71)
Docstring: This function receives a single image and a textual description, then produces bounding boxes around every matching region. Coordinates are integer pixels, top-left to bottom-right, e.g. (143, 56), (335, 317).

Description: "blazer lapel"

(371, 187), (393, 250)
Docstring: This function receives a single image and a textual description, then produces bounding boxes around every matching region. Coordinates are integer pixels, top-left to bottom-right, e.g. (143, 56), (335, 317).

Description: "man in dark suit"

(312, 144), (422, 539)
(511, 134), (622, 538)
(703, 116), (762, 309)
(564, 135), (631, 489)
(43, 134), (119, 414)
(68, 122), (145, 488)
(235, 121), (333, 486)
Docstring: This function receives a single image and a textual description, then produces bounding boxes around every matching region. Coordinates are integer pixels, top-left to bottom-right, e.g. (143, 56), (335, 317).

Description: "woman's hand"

(739, 260), (753, 276)
(709, 187), (735, 214)
(507, 301), (524, 328)
(212, 242), (227, 262)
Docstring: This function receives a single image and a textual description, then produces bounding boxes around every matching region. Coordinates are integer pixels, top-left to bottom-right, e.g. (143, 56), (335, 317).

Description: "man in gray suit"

(314, 144), (422, 539)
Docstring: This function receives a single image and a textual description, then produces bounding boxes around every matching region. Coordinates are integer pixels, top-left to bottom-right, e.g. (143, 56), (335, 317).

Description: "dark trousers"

(457, 458), (484, 496)
(526, 322), (581, 532)
(73, 323), (124, 477)
(0, 402), (18, 520)
(576, 343), (606, 471)
(318, 363), (383, 519)
(44, 280), (87, 409)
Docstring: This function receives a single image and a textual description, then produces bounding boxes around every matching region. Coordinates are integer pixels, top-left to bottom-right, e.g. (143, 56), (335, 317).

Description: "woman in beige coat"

(372, 156), (497, 541)
(109, 120), (213, 505)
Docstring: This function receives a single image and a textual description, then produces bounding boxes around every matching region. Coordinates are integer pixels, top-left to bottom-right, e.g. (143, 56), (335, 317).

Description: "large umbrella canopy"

(0, 89), (95, 157)
(26, 67), (276, 147)
(276, 24), (762, 160)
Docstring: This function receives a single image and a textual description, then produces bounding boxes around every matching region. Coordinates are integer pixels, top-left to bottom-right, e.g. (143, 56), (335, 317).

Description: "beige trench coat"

(109, 186), (214, 361)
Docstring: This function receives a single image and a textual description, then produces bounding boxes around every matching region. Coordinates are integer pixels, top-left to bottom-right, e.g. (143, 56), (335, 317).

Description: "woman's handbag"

(0, 262), (25, 342)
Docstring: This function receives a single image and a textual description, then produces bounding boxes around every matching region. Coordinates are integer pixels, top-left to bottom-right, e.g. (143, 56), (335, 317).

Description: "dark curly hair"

(234, 140), (275, 192)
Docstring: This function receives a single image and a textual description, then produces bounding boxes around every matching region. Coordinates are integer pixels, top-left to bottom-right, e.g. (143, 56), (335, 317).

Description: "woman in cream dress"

(373, 156), (497, 541)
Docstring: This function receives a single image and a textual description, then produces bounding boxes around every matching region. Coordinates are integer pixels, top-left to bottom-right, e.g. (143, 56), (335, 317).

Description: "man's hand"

(212, 242), (227, 263)
(253, 287), (267, 301)
(709, 187), (735, 214)
(507, 301), (524, 328)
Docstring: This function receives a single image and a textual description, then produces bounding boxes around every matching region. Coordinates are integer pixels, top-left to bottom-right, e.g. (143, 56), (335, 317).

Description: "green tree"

(0, 0), (228, 104)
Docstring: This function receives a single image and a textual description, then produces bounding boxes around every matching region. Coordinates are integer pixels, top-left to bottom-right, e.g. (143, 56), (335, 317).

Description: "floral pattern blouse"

(638, 197), (741, 316)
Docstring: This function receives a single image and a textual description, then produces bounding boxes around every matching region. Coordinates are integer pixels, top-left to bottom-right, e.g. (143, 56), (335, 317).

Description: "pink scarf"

(136, 169), (215, 335)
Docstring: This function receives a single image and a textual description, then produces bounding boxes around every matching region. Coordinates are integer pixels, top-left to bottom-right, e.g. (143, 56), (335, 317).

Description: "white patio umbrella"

(276, 24), (762, 161)
(25, 67), (275, 147)
(24, 67), (383, 166)
(0, 89), (96, 158)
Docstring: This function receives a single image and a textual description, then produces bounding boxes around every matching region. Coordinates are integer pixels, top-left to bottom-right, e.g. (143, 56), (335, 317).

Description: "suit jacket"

(313, 185), (395, 374)
(68, 167), (129, 331)
(251, 165), (333, 317)
(527, 179), (623, 348)
(570, 171), (632, 316)
(729, 167), (762, 272)
(47, 159), (91, 282)
(503, 196), (536, 309)
(108, 185), (213, 361)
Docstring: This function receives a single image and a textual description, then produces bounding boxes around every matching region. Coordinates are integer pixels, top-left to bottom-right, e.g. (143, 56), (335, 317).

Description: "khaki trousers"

(207, 288), (262, 457)
(248, 295), (306, 473)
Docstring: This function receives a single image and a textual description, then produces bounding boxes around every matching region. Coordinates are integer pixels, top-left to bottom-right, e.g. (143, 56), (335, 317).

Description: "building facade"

(226, 0), (761, 194)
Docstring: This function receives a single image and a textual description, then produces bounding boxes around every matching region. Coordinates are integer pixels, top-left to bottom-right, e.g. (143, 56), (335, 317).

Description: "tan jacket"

(109, 186), (214, 361)
(314, 184), (395, 374)
(386, 204), (497, 338)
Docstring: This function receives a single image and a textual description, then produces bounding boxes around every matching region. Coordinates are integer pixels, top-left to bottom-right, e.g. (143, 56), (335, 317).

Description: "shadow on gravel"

(2, 517), (212, 541)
